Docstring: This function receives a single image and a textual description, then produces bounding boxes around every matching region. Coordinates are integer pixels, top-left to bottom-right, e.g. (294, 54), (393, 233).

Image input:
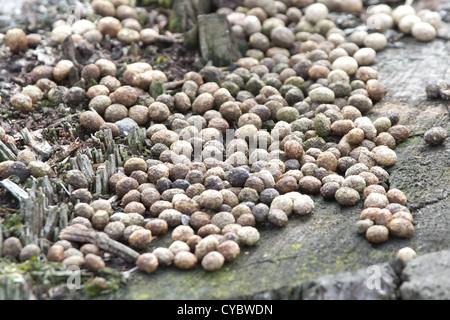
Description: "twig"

(0, 141), (17, 161)
(0, 207), (18, 212)
(23, 186), (44, 245)
(155, 34), (183, 44)
(108, 195), (119, 204)
(6, 141), (19, 156)
(59, 226), (140, 263)
(41, 175), (57, 205)
(94, 173), (102, 196)
(58, 181), (71, 196)
(163, 79), (186, 90)
(62, 35), (80, 69)
(122, 266), (138, 279)
(43, 206), (59, 241)
(58, 204), (68, 230)
(126, 126), (146, 153)
(0, 75), (27, 87)
(46, 141), (81, 167)
(0, 179), (29, 202)
(46, 116), (71, 129)
(20, 128), (53, 160)
(76, 153), (95, 183)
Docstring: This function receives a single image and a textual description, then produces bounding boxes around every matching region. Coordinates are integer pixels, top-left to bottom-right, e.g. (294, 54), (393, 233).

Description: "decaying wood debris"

(59, 226), (140, 263)
(20, 128), (53, 160)
(0, 0), (448, 301)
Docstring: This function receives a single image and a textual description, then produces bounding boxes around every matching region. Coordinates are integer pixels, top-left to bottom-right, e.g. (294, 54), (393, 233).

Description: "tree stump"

(197, 13), (242, 67)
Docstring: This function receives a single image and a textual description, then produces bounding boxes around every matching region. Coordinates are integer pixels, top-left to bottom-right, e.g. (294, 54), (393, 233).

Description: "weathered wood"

(41, 176), (57, 205)
(197, 13), (242, 67)
(108, 194), (119, 204)
(22, 183), (45, 245)
(68, 67), (80, 88)
(53, 227), (60, 242)
(0, 273), (35, 300)
(163, 79), (186, 91)
(126, 126), (146, 153)
(20, 128), (53, 160)
(192, 0), (210, 15)
(0, 74), (27, 87)
(93, 148), (103, 164)
(0, 179), (29, 202)
(150, 81), (164, 99)
(105, 130), (115, 155)
(43, 206), (59, 241)
(0, 141), (17, 161)
(58, 181), (71, 197)
(69, 157), (79, 170)
(46, 116), (70, 129)
(76, 153), (94, 183)
(84, 147), (93, 161)
(59, 226), (140, 263)
(95, 129), (116, 158)
(169, 0), (211, 33)
(94, 172), (102, 196)
(23, 190), (34, 245)
(5, 141), (19, 156)
(101, 168), (109, 194)
(58, 204), (69, 231)
(62, 35), (80, 69)
(117, 145), (125, 167)
(168, 0), (193, 33)
(46, 141), (81, 167)
(112, 146), (119, 168)
(105, 158), (116, 180)
(154, 34), (183, 44)
(33, 198), (45, 244)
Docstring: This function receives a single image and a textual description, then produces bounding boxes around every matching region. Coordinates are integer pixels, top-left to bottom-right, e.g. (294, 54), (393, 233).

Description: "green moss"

(245, 77), (265, 96)
(396, 135), (422, 149)
(150, 81), (164, 99)
(84, 277), (119, 299)
(116, 235), (403, 300)
(168, 0), (186, 33)
(314, 113), (331, 137)
(284, 76), (305, 90)
(0, 257), (126, 300)
(2, 212), (23, 236)
(133, 293), (151, 300)
(302, 137), (327, 151)
(85, 78), (98, 89)
(81, 13), (96, 22)
(110, 158), (449, 301)
(155, 56), (167, 64)
(136, 12), (147, 26)
(276, 107), (300, 123)
(245, 49), (264, 61)
(221, 81), (240, 97)
(2, 259), (87, 290)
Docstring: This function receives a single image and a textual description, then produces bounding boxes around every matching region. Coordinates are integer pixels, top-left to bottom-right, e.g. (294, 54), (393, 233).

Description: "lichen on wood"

(197, 13), (242, 67)
(59, 226), (140, 263)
